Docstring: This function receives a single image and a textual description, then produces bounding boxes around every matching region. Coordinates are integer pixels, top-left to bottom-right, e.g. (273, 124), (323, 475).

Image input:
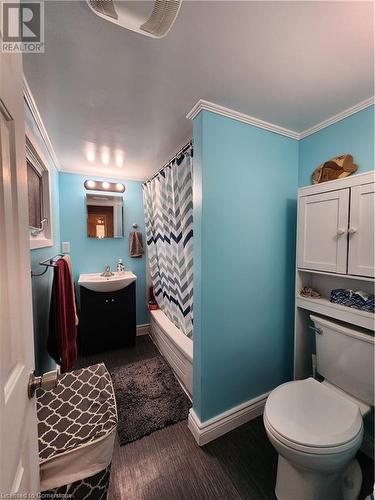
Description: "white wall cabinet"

(297, 189), (349, 273)
(348, 183), (375, 277)
(297, 179), (375, 278)
(294, 172), (375, 384)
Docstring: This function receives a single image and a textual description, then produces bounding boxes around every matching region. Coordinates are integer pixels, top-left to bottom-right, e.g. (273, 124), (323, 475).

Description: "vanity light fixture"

(84, 179), (126, 193)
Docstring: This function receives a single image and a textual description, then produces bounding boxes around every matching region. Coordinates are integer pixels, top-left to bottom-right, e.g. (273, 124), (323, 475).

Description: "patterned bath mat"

(111, 355), (191, 445)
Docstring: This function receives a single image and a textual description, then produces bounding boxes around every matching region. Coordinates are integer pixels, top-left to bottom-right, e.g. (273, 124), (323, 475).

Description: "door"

(297, 189), (349, 273)
(0, 35), (40, 494)
(348, 183), (375, 277)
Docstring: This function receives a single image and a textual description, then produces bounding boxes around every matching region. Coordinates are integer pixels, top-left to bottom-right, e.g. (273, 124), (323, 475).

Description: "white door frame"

(0, 30), (40, 497)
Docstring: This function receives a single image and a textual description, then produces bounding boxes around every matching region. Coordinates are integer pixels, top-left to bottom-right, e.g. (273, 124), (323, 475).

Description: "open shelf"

(298, 268), (375, 283)
(296, 295), (374, 330)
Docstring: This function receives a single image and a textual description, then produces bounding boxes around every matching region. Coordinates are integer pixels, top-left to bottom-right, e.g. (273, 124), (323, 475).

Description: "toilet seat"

(264, 378), (363, 454)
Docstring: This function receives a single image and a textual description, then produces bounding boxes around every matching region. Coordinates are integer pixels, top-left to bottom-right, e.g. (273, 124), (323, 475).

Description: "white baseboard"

(136, 323), (150, 336)
(188, 391), (270, 446)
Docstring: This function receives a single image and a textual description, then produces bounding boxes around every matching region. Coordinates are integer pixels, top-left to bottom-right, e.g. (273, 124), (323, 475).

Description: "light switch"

(62, 242), (70, 253)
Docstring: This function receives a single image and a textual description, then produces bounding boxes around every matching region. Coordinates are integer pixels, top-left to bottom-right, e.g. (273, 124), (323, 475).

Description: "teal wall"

(27, 103), (62, 374)
(299, 105), (374, 187)
(59, 173), (148, 326)
(28, 100), (148, 373)
(192, 113), (203, 416)
(29, 96), (373, 409)
(193, 110), (298, 422)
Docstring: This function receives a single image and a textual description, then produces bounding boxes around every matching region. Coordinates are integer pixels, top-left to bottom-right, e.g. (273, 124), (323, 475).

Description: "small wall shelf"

(298, 268), (375, 284)
(296, 295), (374, 330)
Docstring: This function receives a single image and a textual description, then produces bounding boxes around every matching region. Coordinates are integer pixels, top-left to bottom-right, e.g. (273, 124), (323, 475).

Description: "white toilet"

(264, 314), (374, 500)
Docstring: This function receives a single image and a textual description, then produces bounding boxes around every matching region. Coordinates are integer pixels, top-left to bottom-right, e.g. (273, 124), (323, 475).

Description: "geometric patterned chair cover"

(37, 363), (117, 496)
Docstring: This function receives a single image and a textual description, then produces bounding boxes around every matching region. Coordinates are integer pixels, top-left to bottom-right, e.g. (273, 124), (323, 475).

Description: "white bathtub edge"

(150, 309), (193, 362)
(149, 309), (193, 398)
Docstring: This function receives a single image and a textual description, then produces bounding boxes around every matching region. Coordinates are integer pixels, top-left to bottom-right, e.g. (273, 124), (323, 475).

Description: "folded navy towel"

(330, 288), (374, 313)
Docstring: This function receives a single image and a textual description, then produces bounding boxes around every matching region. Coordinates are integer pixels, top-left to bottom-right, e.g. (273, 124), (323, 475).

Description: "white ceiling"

(24, 1), (374, 181)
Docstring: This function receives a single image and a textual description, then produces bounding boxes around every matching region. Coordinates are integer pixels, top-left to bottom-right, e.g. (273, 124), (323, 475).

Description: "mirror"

(86, 194), (124, 238)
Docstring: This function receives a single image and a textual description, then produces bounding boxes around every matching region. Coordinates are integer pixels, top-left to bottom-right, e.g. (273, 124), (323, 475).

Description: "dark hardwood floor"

(75, 336), (374, 500)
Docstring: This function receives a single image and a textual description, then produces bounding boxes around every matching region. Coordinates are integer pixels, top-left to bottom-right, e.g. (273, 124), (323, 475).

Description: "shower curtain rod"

(144, 139), (193, 184)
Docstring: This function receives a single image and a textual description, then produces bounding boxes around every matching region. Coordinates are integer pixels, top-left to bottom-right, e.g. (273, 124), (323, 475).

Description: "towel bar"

(31, 254), (64, 277)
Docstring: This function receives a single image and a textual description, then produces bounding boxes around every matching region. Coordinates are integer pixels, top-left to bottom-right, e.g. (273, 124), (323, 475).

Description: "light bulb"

(101, 148), (110, 165)
(84, 142), (96, 163)
(116, 183), (123, 191)
(86, 180), (96, 188)
(102, 182), (110, 189)
(115, 151), (124, 168)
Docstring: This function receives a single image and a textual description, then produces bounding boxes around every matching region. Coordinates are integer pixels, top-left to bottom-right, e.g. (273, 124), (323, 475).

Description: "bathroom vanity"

(78, 271), (137, 354)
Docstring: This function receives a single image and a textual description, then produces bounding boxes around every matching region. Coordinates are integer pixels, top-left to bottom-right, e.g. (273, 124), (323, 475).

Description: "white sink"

(78, 271), (137, 293)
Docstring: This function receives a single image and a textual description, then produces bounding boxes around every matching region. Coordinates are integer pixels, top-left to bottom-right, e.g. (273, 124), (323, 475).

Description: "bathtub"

(149, 309), (193, 398)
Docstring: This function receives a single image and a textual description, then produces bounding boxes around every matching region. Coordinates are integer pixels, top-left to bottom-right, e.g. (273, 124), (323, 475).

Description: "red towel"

(48, 259), (78, 372)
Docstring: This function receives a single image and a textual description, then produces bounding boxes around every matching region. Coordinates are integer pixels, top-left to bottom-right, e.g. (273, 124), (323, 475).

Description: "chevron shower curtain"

(143, 149), (193, 338)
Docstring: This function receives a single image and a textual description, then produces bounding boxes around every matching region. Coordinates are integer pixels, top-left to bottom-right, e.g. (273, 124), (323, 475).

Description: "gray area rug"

(111, 355), (191, 446)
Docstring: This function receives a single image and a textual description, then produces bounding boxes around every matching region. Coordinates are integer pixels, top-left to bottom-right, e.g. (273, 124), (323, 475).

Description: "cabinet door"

(297, 189), (349, 273)
(348, 183), (375, 277)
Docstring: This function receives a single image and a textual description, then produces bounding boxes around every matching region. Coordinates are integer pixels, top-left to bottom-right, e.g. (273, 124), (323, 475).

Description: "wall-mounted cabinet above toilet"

(289, 172), (375, 495)
(297, 177), (375, 277)
(294, 172), (375, 380)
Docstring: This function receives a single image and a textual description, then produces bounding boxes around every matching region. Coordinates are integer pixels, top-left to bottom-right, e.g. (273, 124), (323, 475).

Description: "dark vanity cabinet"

(78, 282), (136, 354)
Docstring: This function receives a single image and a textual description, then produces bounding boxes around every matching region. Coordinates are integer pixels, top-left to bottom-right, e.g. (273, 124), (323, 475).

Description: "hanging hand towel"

(63, 254), (79, 326)
(48, 259), (78, 372)
(129, 231), (144, 258)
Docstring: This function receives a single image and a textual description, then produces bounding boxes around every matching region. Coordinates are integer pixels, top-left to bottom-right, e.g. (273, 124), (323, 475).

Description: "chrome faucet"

(101, 265), (114, 277)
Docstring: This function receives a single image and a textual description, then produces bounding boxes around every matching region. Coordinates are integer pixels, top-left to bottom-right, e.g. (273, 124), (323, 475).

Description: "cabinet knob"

(348, 227), (358, 234)
(336, 228), (346, 236)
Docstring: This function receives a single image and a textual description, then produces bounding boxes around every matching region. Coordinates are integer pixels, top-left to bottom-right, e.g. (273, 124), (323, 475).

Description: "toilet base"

(275, 456), (362, 500)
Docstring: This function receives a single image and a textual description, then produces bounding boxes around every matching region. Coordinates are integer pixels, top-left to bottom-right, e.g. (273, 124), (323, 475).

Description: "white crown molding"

(23, 76), (61, 172)
(299, 96), (375, 139)
(188, 391), (269, 446)
(186, 99), (300, 140)
(187, 97), (374, 141)
(59, 167), (147, 183)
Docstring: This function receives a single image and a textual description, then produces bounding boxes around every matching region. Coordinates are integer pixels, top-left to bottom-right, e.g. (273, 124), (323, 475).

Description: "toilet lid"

(264, 378), (362, 448)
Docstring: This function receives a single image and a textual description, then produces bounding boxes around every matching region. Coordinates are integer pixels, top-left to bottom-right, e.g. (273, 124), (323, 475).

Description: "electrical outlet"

(62, 242), (70, 253)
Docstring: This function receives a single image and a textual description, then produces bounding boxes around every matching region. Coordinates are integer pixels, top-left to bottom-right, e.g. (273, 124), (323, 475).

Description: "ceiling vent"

(87, 0), (182, 38)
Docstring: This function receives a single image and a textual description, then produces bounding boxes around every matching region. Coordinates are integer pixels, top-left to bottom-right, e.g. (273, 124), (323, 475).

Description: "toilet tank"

(311, 315), (375, 406)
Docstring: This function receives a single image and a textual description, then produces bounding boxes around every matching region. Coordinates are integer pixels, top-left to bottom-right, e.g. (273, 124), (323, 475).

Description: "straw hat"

(312, 154), (358, 184)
